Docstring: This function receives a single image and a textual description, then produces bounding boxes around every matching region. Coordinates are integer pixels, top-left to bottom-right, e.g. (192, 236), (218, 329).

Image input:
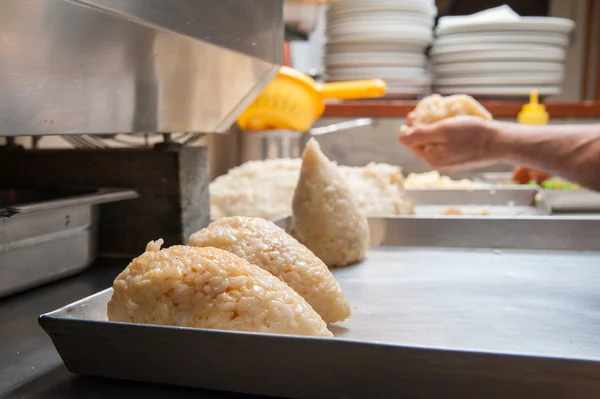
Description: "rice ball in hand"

(411, 94), (492, 125)
(291, 138), (370, 267)
(189, 216), (352, 323)
(107, 239), (333, 337)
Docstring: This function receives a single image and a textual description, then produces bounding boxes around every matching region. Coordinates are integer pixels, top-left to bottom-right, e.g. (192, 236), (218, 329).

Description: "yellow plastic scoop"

(237, 66), (387, 131)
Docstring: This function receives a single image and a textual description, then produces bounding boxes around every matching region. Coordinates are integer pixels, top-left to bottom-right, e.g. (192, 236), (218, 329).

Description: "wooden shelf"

(323, 101), (600, 119)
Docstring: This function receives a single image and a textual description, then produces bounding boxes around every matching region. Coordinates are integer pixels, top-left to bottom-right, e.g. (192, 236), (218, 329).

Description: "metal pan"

(476, 172), (600, 212)
(0, 187), (138, 298)
(40, 216), (600, 398)
(405, 186), (549, 216)
(239, 118), (373, 162)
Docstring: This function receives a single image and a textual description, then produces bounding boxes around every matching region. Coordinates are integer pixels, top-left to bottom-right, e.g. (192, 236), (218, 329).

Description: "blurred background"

(3, 0), (599, 180)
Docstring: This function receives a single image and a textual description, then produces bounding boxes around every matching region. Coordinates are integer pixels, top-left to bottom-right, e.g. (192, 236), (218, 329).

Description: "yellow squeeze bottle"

(514, 90), (550, 184)
(517, 90), (549, 125)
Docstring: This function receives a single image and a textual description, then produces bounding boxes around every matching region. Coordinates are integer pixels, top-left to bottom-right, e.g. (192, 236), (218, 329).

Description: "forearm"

(489, 121), (600, 191)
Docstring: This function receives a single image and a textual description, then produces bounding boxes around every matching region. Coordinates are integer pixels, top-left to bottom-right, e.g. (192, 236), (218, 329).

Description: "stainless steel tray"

(476, 172), (600, 212)
(40, 216), (600, 398)
(405, 187), (548, 216)
(538, 189), (600, 212)
(0, 188), (138, 298)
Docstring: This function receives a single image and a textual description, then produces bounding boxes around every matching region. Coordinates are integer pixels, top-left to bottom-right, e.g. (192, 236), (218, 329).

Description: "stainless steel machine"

(0, 0), (286, 295)
(0, 0), (283, 136)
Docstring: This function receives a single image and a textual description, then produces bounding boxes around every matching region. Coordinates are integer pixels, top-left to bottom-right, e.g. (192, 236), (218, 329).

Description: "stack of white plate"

(324, 0), (437, 99)
(431, 12), (575, 98)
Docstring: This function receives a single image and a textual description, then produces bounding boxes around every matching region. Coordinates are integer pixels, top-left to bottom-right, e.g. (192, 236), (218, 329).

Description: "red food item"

(529, 170), (550, 184)
(512, 166), (531, 184)
(511, 166), (550, 184)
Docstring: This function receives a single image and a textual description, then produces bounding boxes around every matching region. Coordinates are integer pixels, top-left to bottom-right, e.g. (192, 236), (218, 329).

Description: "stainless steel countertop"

(0, 260), (263, 398)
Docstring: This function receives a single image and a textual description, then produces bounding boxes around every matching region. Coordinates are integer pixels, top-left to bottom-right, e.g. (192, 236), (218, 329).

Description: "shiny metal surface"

(240, 129), (308, 161)
(0, 260), (256, 398)
(405, 187), (550, 216)
(277, 216), (600, 251)
(38, 217), (600, 398)
(414, 204), (548, 216)
(405, 187), (538, 206)
(284, 0), (322, 37)
(476, 172), (600, 212)
(239, 118), (372, 162)
(538, 189), (600, 212)
(0, 188), (137, 298)
(40, 255), (600, 397)
(0, 0), (283, 136)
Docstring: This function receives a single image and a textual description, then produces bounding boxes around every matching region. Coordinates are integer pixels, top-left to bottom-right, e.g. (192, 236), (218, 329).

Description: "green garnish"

(503, 179), (581, 190)
(541, 180), (581, 190)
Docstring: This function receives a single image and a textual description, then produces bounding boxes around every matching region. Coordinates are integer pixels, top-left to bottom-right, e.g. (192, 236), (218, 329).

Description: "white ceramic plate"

(431, 48), (566, 64)
(328, 0), (436, 18)
(434, 85), (561, 97)
(384, 89), (430, 99)
(433, 61), (564, 76)
(327, 22), (434, 37)
(327, 25), (433, 45)
(386, 86), (431, 93)
(327, 73), (432, 84)
(325, 52), (427, 68)
(435, 74), (564, 86)
(327, 68), (432, 80)
(435, 17), (575, 36)
(327, 73), (432, 86)
(326, 42), (428, 54)
(434, 32), (569, 47)
(430, 43), (564, 56)
(327, 65), (428, 76)
(327, 12), (434, 27)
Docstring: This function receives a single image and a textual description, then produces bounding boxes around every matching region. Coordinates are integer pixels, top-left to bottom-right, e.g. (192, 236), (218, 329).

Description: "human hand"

(405, 111), (416, 127)
(398, 116), (499, 170)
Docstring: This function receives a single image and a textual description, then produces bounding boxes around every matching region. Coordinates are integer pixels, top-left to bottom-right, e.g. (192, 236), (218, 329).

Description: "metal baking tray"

(405, 187), (548, 216)
(40, 216), (600, 398)
(476, 172), (600, 212)
(0, 187), (138, 298)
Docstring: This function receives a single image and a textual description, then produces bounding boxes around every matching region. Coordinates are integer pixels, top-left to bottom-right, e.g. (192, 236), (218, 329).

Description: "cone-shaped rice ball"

(107, 239), (333, 337)
(291, 138), (370, 267)
(189, 217), (351, 324)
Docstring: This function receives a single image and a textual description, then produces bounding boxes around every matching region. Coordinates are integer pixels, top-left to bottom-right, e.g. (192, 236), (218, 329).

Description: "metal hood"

(0, 0), (283, 136)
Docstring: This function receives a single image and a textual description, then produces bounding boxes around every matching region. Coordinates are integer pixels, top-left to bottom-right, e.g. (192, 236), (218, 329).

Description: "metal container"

(0, 188), (137, 298)
(0, 0), (283, 136)
(239, 118), (373, 162)
(538, 189), (600, 212)
(284, 0), (324, 37)
(476, 172), (600, 213)
(40, 216), (600, 398)
(405, 187), (550, 216)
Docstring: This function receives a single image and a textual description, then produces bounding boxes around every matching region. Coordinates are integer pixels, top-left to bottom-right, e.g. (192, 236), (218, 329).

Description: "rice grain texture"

(209, 159), (414, 220)
(340, 163), (414, 216)
(405, 170), (475, 189)
(107, 240), (333, 337)
(411, 94), (492, 125)
(291, 139), (370, 267)
(210, 158), (301, 220)
(189, 217), (352, 323)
